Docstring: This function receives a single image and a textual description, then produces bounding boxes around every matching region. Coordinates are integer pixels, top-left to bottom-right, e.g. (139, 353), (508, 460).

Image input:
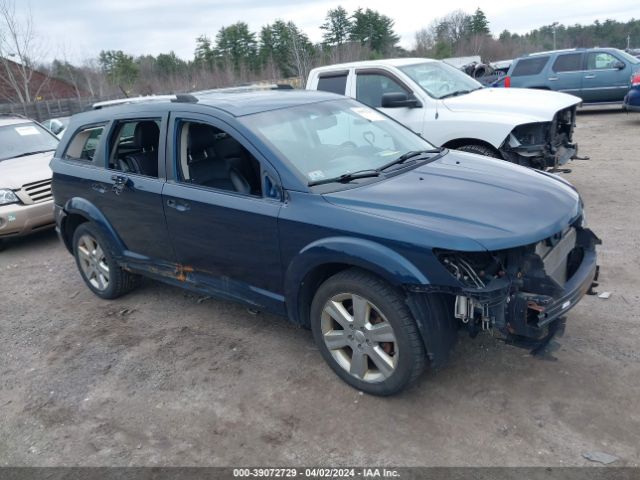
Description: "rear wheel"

(457, 143), (501, 158)
(72, 223), (140, 299)
(310, 268), (426, 396)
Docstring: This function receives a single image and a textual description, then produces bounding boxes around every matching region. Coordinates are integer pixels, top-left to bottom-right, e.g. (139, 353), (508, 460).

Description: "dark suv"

(51, 90), (600, 395)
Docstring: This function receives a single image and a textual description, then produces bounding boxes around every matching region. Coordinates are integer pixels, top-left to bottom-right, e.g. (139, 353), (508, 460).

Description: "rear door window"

(108, 119), (161, 177)
(512, 57), (549, 76)
(553, 53), (583, 72)
(317, 73), (348, 95)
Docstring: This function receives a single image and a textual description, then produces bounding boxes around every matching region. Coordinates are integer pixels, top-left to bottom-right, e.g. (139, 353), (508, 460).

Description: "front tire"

(72, 223), (140, 300)
(310, 268), (426, 396)
(457, 143), (501, 158)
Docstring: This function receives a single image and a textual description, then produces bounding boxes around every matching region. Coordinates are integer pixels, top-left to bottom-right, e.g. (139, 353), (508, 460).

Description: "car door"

(582, 51), (630, 102)
(549, 52), (584, 97)
(162, 112), (284, 313)
(352, 69), (425, 134)
(62, 116), (174, 261)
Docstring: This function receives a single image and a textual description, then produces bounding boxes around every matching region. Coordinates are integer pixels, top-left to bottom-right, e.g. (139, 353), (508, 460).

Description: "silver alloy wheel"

(77, 234), (110, 291)
(320, 293), (398, 383)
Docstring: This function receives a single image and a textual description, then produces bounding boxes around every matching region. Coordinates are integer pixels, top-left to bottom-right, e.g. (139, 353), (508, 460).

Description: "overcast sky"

(17, 0), (640, 62)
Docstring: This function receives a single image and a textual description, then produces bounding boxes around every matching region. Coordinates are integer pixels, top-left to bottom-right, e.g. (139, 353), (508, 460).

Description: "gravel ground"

(1, 109), (639, 467)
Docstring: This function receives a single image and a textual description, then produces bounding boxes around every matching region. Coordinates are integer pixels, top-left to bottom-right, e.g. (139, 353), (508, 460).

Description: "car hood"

(323, 151), (581, 252)
(0, 152), (54, 189)
(442, 88), (581, 122)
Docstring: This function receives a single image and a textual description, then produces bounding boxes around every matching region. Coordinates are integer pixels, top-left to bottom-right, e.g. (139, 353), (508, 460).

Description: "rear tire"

(457, 144), (501, 158)
(310, 268), (426, 396)
(72, 223), (140, 300)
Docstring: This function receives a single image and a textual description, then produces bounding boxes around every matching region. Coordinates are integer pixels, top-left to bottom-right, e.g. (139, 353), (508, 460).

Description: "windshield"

(0, 122), (59, 161)
(617, 50), (640, 65)
(400, 62), (482, 99)
(241, 99), (435, 184)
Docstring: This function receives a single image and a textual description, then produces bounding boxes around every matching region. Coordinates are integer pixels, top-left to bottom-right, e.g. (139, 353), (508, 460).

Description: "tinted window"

(553, 53), (583, 72)
(356, 73), (406, 108)
(64, 125), (105, 162)
(317, 74), (347, 95)
(587, 52), (621, 70)
(512, 57), (549, 76)
(108, 119), (161, 177)
(177, 121), (262, 197)
(0, 122), (58, 161)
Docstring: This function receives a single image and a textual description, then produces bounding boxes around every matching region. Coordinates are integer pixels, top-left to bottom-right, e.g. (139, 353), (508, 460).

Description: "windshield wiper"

(439, 86), (483, 99)
(308, 169), (380, 187)
(10, 149), (56, 158)
(377, 148), (444, 172)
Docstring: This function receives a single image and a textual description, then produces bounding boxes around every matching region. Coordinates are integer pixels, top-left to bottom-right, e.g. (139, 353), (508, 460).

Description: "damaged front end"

(409, 217), (600, 361)
(500, 106), (578, 170)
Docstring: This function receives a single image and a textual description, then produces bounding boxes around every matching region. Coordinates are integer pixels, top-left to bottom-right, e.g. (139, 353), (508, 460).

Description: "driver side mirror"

(613, 61), (626, 70)
(381, 92), (422, 109)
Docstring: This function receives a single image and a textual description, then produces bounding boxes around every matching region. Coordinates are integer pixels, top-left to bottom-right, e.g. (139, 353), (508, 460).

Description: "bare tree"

(0, 0), (49, 110)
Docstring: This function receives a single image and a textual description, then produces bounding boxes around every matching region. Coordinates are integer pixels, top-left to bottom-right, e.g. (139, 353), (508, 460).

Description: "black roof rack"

(171, 94), (199, 103)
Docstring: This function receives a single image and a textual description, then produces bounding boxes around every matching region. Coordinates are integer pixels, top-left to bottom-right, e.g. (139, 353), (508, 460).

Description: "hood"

(442, 88), (581, 122)
(0, 152), (54, 190)
(324, 151), (581, 251)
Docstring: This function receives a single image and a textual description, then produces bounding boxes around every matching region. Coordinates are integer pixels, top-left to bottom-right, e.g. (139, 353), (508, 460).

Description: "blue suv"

(506, 48), (640, 103)
(51, 90), (600, 395)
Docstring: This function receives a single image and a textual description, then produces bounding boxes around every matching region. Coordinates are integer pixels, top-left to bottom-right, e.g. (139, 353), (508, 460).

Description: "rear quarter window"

(63, 125), (106, 163)
(512, 56), (550, 76)
(316, 73), (348, 95)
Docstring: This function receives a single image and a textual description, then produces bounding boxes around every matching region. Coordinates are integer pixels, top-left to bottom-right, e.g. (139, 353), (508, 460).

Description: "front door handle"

(111, 174), (130, 195)
(548, 77), (558, 81)
(584, 74), (596, 79)
(166, 199), (190, 212)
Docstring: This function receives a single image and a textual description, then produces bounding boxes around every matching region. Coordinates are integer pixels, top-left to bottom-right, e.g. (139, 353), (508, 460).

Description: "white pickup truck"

(306, 58), (582, 170)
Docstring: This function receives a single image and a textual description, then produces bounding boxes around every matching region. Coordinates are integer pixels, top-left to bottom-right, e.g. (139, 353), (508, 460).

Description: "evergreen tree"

(469, 8), (490, 35)
(320, 6), (352, 46)
(349, 8), (399, 54)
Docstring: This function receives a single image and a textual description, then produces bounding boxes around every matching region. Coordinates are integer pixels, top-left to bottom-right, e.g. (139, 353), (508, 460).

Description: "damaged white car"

(307, 58), (581, 170)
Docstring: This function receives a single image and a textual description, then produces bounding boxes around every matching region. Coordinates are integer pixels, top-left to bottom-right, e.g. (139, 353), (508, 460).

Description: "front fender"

(284, 236), (429, 324)
(62, 197), (126, 255)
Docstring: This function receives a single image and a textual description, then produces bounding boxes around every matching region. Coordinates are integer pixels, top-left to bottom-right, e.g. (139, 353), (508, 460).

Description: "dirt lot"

(1, 109), (639, 467)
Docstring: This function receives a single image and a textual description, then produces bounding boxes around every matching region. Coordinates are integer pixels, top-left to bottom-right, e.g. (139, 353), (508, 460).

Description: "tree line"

(1, 0), (640, 112)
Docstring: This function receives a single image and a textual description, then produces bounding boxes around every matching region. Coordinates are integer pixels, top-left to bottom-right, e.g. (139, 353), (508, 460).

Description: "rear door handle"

(584, 74), (596, 79)
(166, 199), (190, 212)
(548, 77), (558, 81)
(91, 182), (107, 194)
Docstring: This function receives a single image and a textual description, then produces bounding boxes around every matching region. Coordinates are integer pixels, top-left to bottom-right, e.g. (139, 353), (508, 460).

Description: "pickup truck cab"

(307, 58), (582, 170)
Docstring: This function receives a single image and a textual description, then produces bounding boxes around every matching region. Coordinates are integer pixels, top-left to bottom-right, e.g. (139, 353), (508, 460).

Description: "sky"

(13, 0), (640, 62)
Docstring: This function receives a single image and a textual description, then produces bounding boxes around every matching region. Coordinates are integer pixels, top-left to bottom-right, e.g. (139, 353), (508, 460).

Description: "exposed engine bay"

(428, 218), (600, 351)
(500, 106), (578, 170)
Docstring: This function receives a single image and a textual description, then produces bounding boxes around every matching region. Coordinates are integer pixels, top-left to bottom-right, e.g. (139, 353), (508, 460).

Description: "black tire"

(72, 222), (140, 300)
(457, 143), (501, 158)
(310, 268), (426, 396)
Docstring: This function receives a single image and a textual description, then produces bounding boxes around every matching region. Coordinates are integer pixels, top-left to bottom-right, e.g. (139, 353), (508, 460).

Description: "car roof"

(72, 89), (345, 123)
(0, 116), (31, 127)
(522, 47), (623, 58)
(310, 57), (438, 72)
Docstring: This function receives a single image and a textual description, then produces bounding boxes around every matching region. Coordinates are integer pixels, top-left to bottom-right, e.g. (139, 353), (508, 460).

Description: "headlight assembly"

(0, 189), (19, 206)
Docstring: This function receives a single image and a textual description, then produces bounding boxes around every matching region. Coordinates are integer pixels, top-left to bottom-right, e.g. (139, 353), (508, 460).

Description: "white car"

(306, 58), (582, 170)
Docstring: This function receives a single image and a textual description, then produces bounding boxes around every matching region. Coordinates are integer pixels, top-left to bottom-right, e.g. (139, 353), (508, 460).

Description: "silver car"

(0, 115), (59, 247)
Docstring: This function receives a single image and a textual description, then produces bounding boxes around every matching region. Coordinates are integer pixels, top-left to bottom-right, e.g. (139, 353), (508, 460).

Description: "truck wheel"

(457, 144), (501, 158)
(72, 223), (140, 300)
(310, 268), (426, 396)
